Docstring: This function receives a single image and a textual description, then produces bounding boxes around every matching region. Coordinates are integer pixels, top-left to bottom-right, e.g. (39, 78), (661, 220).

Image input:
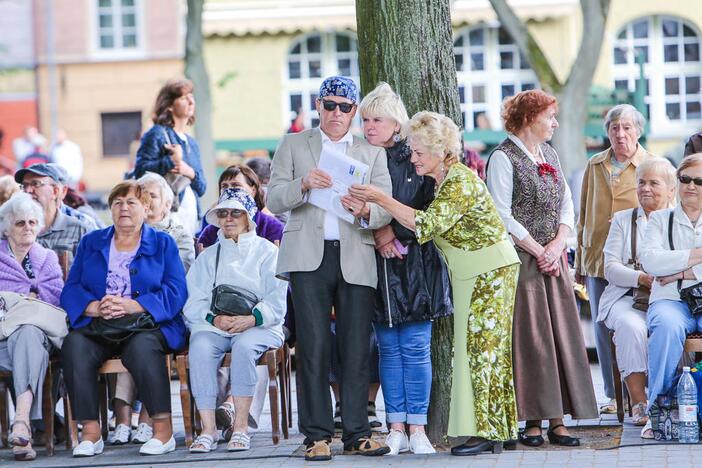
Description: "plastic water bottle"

(677, 366), (699, 443)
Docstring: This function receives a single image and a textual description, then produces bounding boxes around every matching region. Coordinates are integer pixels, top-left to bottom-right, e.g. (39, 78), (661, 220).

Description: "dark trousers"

(61, 329), (171, 421)
(290, 241), (375, 447)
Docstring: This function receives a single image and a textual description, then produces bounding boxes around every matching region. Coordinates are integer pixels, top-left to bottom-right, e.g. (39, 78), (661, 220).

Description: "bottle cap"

(684, 366), (691, 372)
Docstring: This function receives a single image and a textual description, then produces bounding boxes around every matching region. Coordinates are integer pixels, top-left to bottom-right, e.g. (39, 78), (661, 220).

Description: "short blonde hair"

(678, 153), (702, 177)
(402, 111), (462, 160)
(358, 82), (409, 126)
(636, 157), (677, 188)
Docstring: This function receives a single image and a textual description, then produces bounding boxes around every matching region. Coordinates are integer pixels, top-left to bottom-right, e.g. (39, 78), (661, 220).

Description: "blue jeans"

(374, 321), (432, 425)
(647, 299), (702, 410)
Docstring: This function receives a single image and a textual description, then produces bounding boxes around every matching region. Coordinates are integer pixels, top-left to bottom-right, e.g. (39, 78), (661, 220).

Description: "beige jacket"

(267, 128), (392, 288)
(0, 292), (69, 349)
(575, 144), (655, 278)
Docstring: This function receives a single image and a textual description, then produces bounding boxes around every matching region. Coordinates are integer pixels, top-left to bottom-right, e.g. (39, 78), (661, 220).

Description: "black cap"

(15, 163), (65, 184)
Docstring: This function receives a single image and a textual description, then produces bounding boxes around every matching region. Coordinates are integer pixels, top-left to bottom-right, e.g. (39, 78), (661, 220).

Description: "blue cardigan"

(134, 124), (207, 198)
(60, 224), (188, 351)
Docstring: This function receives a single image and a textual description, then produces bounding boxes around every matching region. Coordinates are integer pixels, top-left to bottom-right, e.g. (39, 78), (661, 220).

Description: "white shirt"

(51, 139), (83, 184)
(319, 128), (353, 240)
(486, 134), (575, 241)
(640, 204), (702, 304)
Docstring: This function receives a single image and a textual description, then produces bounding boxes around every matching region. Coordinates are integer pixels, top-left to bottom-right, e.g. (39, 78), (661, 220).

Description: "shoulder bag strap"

(161, 126), (172, 146)
(630, 207), (638, 263)
(213, 244), (221, 289)
(669, 211), (682, 291)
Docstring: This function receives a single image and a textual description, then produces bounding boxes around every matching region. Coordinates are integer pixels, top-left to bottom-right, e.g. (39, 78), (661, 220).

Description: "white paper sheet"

(309, 148), (369, 224)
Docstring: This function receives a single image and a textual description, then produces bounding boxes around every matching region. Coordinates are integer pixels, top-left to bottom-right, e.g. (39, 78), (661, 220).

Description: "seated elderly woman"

(0, 192), (65, 461)
(599, 158), (676, 430)
(640, 153), (702, 428)
(60, 181), (187, 458)
(184, 188), (286, 453)
(104, 172), (196, 446)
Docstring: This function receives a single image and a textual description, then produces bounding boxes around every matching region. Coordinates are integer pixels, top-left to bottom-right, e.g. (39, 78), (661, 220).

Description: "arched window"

(612, 16), (702, 135)
(454, 26), (538, 131)
(285, 32), (359, 130)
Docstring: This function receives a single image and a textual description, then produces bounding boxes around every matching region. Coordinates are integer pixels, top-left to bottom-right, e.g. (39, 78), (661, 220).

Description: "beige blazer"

(267, 128), (392, 288)
(575, 144), (655, 278)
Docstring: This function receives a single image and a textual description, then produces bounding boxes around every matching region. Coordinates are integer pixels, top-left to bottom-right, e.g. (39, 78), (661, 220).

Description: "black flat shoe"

(451, 437), (503, 456)
(547, 424), (580, 446)
(518, 426), (544, 447)
(503, 439), (518, 451)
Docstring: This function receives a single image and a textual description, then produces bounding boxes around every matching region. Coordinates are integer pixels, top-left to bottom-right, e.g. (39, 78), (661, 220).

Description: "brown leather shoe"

(344, 437), (391, 456)
(305, 440), (332, 461)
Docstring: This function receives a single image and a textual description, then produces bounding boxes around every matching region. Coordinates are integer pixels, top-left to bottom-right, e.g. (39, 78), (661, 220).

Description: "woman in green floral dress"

(350, 111), (520, 456)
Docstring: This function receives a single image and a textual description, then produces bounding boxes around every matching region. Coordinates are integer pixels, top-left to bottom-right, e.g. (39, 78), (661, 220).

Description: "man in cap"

(268, 76), (392, 461)
(15, 163), (91, 256)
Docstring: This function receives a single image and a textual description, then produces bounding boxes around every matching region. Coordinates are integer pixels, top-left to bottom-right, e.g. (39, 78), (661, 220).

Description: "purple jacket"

(0, 240), (64, 306)
(198, 211), (284, 248)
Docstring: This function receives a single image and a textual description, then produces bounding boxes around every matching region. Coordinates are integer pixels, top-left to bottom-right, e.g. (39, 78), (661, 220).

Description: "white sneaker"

(384, 429), (409, 455)
(73, 438), (104, 457)
(131, 423), (153, 444)
(139, 435), (176, 455)
(409, 431), (435, 454)
(108, 424), (131, 445)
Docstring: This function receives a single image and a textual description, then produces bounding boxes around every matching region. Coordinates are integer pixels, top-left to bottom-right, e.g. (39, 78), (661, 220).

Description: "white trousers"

(604, 295), (648, 379)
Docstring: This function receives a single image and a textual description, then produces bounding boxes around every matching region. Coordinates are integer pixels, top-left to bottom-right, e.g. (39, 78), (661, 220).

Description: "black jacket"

(374, 141), (453, 326)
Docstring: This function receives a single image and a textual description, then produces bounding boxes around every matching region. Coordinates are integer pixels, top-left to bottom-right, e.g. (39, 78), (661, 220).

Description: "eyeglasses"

(678, 174), (702, 187)
(215, 209), (246, 219)
(321, 99), (355, 114)
(21, 180), (55, 191)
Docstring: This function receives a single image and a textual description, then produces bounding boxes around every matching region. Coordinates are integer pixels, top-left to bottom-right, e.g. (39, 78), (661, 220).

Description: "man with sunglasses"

(268, 76), (392, 461)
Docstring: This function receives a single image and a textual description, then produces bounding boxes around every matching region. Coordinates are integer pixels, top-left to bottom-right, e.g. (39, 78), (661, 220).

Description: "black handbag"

(210, 244), (258, 316)
(78, 313), (158, 344)
(629, 208), (650, 311)
(668, 211), (702, 316)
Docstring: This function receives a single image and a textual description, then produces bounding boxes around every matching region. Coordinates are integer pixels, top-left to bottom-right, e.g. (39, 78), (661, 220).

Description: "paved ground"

(2, 364), (701, 466)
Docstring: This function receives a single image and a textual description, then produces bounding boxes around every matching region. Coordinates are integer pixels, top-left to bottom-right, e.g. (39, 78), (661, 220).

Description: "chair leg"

(277, 348), (289, 440)
(0, 380), (9, 448)
(175, 355), (194, 447)
(286, 346), (292, 427)
(42, 366), (55, 456)
(63, 392), (78, 449)
(609, 331), (625, 424)
(266, 350), (280, 445)
(98, 377), (109, 442)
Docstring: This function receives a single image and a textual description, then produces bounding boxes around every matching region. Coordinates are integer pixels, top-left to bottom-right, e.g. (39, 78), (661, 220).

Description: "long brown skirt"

(512, 251), (598, 421)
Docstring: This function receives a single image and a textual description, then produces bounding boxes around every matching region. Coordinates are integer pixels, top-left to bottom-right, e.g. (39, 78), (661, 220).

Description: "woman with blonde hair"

(350, 111), (519, 456)
(358, 84), (452, 455)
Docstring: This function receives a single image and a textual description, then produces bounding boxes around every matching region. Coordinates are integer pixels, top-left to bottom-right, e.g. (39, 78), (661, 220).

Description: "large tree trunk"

(356, 0), (460, 444)
(185, 0), (216, 206)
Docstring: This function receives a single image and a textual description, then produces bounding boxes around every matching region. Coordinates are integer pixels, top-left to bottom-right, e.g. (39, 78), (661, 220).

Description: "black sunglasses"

(321, 99), (355, 114)
(215, 209), (246, 219)
(678, 174), (702, 187)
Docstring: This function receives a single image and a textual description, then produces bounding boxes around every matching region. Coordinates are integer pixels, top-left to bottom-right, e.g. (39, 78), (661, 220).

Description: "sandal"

(227, 431), (250, 452)
(599, 398), (617, 414)
(9, 420), (32, 447)
(12, 444), (37, 462)
(631, 402), (649, 426)
(641, 420), (654, 439)
(189, 434), (218, 453)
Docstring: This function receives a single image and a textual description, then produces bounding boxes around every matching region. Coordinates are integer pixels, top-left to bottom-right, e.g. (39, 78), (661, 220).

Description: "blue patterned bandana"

(319, 76), (358, 103)
(206, 188), (258, 229)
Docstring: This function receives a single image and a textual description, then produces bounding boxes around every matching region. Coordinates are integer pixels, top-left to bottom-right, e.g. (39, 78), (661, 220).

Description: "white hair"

(136, 172), (174, 208)
(636, 157), (677, 188)
(0, 192), (45, 237)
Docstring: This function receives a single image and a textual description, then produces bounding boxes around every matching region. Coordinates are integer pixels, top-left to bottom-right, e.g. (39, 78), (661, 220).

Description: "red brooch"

(538, 162), (558, 181)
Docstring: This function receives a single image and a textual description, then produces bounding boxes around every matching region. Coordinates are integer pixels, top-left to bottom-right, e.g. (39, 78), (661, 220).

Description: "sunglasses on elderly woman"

(321, 99), (355, 113)
(215, 209), (246, 219)
(678, 174), (702, 187)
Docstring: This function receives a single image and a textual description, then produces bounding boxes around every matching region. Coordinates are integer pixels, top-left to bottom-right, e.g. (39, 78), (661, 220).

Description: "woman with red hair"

(486, 90), (597, 448)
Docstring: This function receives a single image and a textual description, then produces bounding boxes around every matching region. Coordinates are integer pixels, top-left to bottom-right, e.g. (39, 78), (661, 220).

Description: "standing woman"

(487, 90), (597, 447)
(358, 84), (452, 455)
(135, 78), (207, 236)
(350, 111), (519, 456)
(575, 104), (654, 413)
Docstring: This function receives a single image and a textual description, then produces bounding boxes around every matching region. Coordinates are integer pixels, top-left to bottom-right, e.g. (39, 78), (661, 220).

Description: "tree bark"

(356, 0), (460, 444)
(185, 0), (216, 206)
(489, 0), (610, 175)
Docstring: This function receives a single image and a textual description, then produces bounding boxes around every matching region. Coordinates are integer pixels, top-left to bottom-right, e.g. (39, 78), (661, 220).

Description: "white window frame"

(89, 0), (145, 61)
(454, 25), (538, 131)
(283, 31), (359, 131)
(612, 15), (702, 138)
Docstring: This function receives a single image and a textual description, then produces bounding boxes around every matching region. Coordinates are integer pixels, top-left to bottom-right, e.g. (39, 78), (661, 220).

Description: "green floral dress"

(416, 163), (520, 441)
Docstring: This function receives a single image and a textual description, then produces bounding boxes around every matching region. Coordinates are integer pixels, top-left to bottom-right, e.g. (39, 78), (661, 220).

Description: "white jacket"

(184, 230), (286, 338)
(640, 204), (702, 304)
(598, 208), (647, 322)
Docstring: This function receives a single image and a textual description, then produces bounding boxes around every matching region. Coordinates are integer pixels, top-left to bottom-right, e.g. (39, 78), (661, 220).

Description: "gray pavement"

(2, 364), (702, 466)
